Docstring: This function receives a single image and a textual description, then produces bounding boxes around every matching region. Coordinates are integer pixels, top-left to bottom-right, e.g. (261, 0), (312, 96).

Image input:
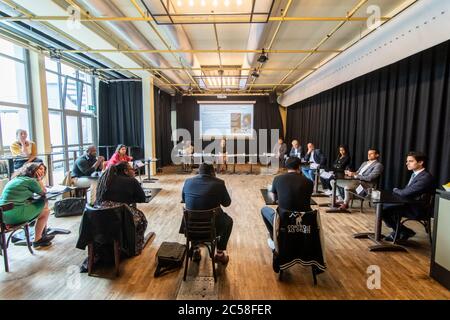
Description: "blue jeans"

(261, 206), (276, 239)
(301, 167), (315, 182)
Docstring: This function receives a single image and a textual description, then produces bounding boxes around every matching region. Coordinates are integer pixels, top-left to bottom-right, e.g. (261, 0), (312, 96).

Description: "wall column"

(29, 51), (52, 184)
(142, 75), (156, 175)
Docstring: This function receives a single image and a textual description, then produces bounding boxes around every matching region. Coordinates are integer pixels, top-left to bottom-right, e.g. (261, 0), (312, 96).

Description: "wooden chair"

(393, 194), (434, 245)
(182, 207), (219, 282)
(0, 203), (34, 272)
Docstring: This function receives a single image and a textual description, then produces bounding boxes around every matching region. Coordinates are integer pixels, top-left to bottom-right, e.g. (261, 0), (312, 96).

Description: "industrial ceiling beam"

(274, 0), (369, 91)
(130, 0), (202, 92)
(43, 48), (341, 54)
(157, 83), (292, 87)
(86, 67), (316, 71)
(0, 16), (391, 22)
(247, 0), (293, 92)
(279, 0), (419, 93)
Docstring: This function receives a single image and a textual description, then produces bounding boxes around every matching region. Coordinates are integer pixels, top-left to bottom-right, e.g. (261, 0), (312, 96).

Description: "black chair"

(78, 204), (124, 277)
(393, 193), (434, 245)
(0, 203), (34, 272)
(182, 207), (220, 282)
(350, 177), (381, 213)
(272, 208), (327, 285)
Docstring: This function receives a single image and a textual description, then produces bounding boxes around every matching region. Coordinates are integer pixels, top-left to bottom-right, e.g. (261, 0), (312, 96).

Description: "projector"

(251, 70), (260, 78)
(257, 49), (269, 63)
(217, 94), (227, 99)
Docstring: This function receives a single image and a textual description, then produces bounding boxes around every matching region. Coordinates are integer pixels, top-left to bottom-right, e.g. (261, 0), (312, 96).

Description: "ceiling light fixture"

(251, 69), (260, 78)
(237, 0), (242, 5)
(177, 0), (182, 6)
(224, 0), (230, 6)
(201, 0), (206, 6)
(212, 0), (218, 7)
(189, 0), (194, 7)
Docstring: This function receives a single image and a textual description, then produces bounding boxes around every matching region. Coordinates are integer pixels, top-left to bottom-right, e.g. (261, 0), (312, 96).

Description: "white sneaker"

(267, 238), (275, 250)
(324, 189), (332, 195)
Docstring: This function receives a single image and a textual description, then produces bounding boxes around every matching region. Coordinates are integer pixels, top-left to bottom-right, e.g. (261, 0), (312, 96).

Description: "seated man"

(289, 139), (303, 159)
(272, 137), (287, 169)
(301, 143), (326, 182)
(181, 163), (233, 265)
(382, 152), (435, 241)
(261, 157), (313, 244)
(331, 148), (383, 210)
(71, 145), (105, 204)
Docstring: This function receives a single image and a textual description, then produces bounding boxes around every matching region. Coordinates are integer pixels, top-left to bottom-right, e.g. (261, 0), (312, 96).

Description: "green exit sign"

(88, 105), (96, 111)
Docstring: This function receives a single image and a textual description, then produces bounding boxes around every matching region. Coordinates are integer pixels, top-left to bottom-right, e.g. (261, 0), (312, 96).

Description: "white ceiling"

(0, 0), (418, 94)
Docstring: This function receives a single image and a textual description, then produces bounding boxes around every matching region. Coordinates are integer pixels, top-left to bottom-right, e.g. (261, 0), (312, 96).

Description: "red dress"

(107, 152), (133, 168)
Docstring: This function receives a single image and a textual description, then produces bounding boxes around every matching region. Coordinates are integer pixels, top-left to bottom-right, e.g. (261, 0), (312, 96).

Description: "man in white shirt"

(331, 148), (384, 210)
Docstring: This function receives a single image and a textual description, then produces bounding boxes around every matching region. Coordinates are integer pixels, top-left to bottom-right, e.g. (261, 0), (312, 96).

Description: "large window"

(0, 38), (32, 154)
(45, 57), (97, 182)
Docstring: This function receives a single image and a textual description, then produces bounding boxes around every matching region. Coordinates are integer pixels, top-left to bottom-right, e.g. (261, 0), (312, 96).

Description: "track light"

(257, 49), (269, 63)
(251, 69), (259, 78)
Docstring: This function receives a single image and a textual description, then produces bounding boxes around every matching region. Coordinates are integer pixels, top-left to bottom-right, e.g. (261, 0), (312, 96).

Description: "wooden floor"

(1, 165), (449, 300)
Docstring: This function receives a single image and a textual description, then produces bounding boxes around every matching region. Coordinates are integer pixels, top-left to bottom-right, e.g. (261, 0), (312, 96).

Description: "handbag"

(154, 242), (187, 277)
(54, 197), (86, 217)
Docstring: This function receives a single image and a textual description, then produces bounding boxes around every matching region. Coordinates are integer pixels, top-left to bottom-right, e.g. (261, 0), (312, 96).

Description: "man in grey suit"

(331, 148), (384, 210)
(289, 139), (303, 159)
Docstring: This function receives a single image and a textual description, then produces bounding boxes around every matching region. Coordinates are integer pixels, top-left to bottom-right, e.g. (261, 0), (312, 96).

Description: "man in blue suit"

(301, 143), (327, 181)
(382, 152), (435, 241)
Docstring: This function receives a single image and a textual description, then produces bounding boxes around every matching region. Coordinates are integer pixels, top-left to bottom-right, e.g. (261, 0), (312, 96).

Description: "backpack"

(54, 197), (86, 217)
(154, 242), (187, 277)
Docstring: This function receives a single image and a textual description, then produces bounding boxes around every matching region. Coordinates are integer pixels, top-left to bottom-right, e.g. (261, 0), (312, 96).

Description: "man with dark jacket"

(182, 163), (233, 265)
(382, 152), (435, 241)
(272, 137), (288, 168)
(301, 143), (327, 181)
(261, 157), (313, 242)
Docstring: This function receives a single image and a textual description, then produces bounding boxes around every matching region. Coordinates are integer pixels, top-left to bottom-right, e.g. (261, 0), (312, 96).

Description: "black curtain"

(176, 95), (283, 155)
(286, 40), (450, 190)
(98, 81), (144, 160)
(154, 87), (173, 167)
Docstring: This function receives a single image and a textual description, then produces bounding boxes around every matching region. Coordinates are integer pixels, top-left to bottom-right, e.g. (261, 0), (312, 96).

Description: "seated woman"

(10, 129), (43, 170)
(106, 144), (133, 168)
(94, 161), (148, 255)
(320, 145), (351, 195)
(181, 140), (194, 172)
(0, 163), (53, 247)
(216, 138), (228, 173)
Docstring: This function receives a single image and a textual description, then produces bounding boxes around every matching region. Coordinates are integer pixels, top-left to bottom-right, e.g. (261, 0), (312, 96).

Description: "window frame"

(0, 46), (34, 155)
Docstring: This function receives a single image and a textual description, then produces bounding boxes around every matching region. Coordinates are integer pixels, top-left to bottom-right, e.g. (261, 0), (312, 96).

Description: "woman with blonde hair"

(10, 129), (43, 170)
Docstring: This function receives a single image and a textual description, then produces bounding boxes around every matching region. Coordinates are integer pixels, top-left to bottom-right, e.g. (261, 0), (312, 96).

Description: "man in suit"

(182, 163), (233, 265)
(382, 152), (435, 241)
(261, 157), (313, 245)
(301, 143), (327, 181)
(272, 137), (288, 168)
(331, 148), (384, 210)
(289, 139), (303, 159)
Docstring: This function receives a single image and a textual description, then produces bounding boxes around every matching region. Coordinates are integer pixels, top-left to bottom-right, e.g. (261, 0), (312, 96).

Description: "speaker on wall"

(269, 91), (277, 104)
